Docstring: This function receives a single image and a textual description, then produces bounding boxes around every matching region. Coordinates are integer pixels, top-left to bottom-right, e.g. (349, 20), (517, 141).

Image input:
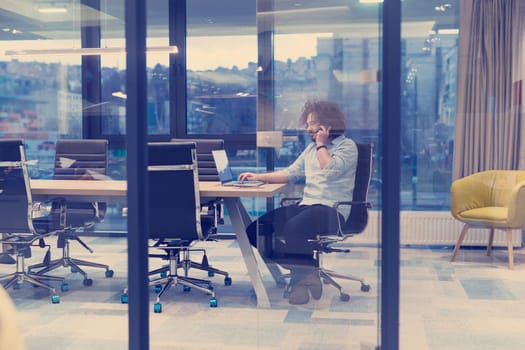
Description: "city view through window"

(0, 30), (457, 211)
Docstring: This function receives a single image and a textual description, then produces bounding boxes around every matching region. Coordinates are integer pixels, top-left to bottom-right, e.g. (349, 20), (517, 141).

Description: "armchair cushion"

(457, 207), (508, 224)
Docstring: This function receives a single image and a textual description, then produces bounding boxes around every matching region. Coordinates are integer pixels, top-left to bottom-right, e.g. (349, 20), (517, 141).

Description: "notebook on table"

(211, 149), (264, 187)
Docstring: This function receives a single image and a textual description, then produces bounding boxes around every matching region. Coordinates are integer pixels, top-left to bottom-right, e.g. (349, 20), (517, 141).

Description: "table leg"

(224, 198), (271, 308)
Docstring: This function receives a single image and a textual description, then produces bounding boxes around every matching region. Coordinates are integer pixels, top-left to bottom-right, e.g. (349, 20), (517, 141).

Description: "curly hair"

(299, 100), (346, 138)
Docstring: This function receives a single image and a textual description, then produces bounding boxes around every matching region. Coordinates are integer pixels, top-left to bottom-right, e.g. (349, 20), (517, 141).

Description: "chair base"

(188, 259), (230, 279)
(149, 270), (217, 311)
(148, 248), (218, 311)
(150, 274), (215, 299)
(28, 238), (113, 281)
(320, 268), (371, 301)
(29, 257), (111, 280)
(266, 252), (371, 302)
(1, 271), (64, 292)
(0, 254), (64, 302)
(149, 248), (230, 281)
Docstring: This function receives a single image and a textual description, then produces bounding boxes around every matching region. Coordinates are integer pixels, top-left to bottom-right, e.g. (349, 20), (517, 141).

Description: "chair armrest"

(507, 180), (525, 227)
(334, 200), (372, 210)
(450, 174), (492, 219)
(32, 197), (67, 233)
(200, 197), (224, 234)
(94, 202), (107, 222)
(280, 197), (301, 206)
(51, 197), (68, 230)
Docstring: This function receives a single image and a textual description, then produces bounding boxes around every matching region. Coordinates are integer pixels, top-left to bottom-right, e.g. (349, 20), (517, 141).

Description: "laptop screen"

(211, 149), (235, 184)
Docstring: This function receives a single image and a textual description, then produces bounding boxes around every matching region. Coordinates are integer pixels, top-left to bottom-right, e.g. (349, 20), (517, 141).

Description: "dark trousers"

(246, 204), (342, 266)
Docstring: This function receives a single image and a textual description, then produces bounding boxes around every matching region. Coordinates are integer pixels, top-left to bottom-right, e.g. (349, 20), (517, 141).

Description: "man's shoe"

(303, 271), (322, 300)
(0, 253), (16, 265)
(288, 284), (310, 305)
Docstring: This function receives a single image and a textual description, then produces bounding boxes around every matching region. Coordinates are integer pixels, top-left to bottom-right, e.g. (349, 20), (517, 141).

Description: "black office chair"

(29, 139), (114, 288)
(0, 139), (66, 303)
(170, 138), (230, 283)
(171, 138), (225, 234)
(279, 142), (373, 302)
(147, 142), (218, 312)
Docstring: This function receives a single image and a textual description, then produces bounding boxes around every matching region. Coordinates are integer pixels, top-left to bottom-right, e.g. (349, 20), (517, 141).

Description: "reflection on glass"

(0, 42), (82, 179)
(186, 36), (257, 135)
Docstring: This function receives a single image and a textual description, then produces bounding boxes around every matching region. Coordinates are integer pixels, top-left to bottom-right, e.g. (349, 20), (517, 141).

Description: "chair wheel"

(361, 283), (371, 292)
(160, 271), (167, 278)
(224, 276), (232, 286)
(183, 285), (191, 292)
(154, 284), (162, 293)
(105, 270), (114, 278)
(71, 266), (78, 273)
(208, 271), (215, 277)
(13, 283), (21, 290)
(120, 293), (128, 304)
(153, 302), (162, 313)
(61, 283), (69, 292)
(83, 278), (93, 287)
(209, 297), (218, 307)
(340, 293), (350, 302)
(51, 294), (60, 304)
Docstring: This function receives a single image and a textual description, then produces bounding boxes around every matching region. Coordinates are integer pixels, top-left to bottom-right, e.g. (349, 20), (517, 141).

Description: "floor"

(1, 235), (525, 350)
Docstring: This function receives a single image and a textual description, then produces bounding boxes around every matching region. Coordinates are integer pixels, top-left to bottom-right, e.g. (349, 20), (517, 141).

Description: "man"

(239, 100), (357, 305)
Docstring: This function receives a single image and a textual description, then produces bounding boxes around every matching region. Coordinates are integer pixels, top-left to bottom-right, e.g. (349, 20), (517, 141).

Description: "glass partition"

(0, 0), (478, 349)
(0, 0), (384, 349)
(0, 1), (131, 347)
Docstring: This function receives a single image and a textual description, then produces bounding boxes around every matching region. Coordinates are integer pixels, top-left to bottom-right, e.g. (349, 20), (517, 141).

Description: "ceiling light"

(38, 7), (68, 14)
(5, 45), (179, 57)
(112, 91), (127, 99)
(437, 28), (459, 35)
(435, 4), (452, 12)
(258, 6), (348, 16)
(37, 1), (69, 13)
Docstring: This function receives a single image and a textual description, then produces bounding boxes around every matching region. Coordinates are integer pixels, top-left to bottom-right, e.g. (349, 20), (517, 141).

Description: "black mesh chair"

(278, 142), (373, 302)
(29, 139), (114, 287)
(170, 138), (230, 282)
(0, 139), (66, 303)
(314, 142), (373, 301)
(147, 142), (218, 312)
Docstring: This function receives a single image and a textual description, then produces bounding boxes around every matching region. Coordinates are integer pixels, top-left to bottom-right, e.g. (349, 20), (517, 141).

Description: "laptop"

(212, 149), (265, 187)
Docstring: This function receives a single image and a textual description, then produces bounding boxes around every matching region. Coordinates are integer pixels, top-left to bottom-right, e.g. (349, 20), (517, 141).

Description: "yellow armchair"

(450, 170), (525, 269)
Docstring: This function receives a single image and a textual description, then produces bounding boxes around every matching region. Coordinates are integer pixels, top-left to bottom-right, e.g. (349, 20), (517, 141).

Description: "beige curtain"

(453, 0), (524, 179)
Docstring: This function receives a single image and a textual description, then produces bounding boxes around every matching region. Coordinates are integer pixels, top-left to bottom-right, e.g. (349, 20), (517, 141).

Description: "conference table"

(30, 179), (287, 308)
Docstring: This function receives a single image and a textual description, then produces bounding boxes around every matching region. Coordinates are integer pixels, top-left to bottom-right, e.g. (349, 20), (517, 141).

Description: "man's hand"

(315, 125), (331, 146)
(238, 172), (260, 182)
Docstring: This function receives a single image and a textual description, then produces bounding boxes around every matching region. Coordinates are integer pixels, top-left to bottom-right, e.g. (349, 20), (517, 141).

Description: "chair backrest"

(148, 142), (203, 241)
(0, 139), (35, 235)
(171, 138), (225, 234)
(53, 139), (108, 180)
(170, 138), (224, 182)
(53, 139), (109, 227)
(342, 142), (373, 235)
